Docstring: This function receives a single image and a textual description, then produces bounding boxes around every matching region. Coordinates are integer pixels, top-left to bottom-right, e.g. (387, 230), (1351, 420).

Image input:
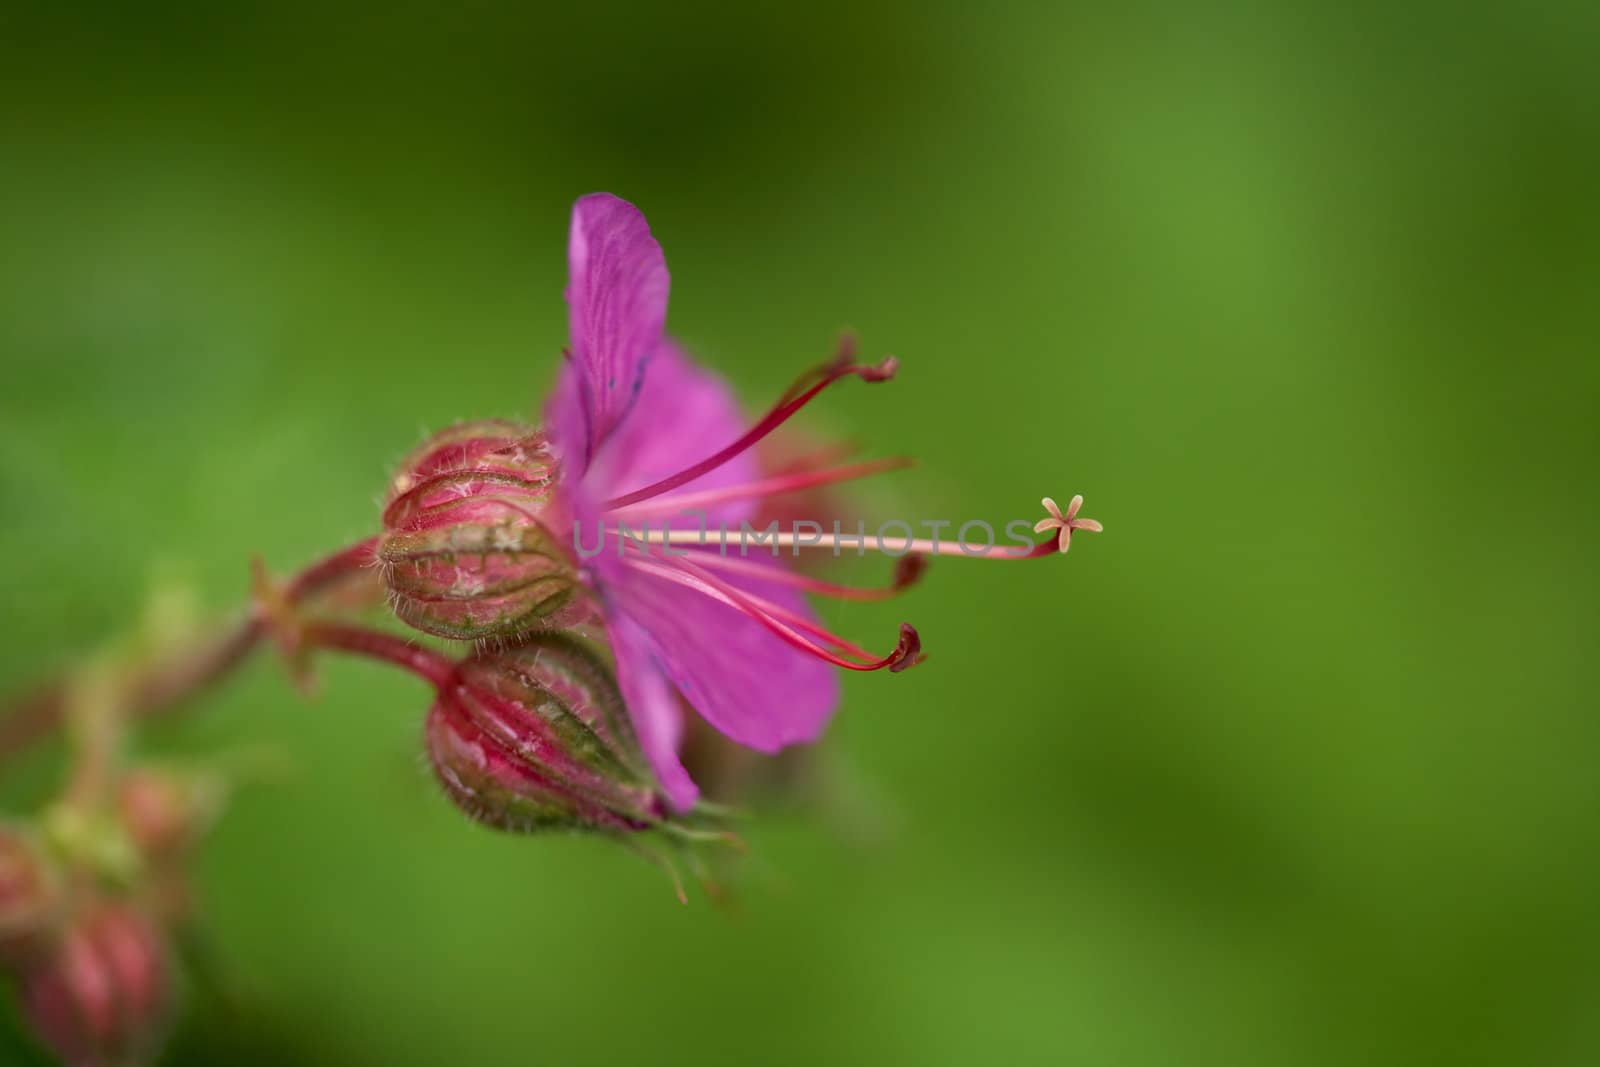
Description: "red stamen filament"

(603, 351), (898, 511)
(763, 438), (862, 477)
(771, 334), (860, 406)
(678, 550), (927, 603)
(624, 555), (920, 673)
(649, 560), (886, 662)
(606, 456), (913, 520)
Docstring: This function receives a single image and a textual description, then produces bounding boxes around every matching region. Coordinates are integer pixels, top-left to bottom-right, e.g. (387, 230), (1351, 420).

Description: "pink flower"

(544, 194), (1095, 813)
(377, 193), (1102, 818)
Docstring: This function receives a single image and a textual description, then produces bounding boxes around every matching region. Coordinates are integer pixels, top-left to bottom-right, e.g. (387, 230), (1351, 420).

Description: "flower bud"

(426, 632), (666, 833)
(379, 421), (579, 640)
(116, 769), (219, 861)
(21, 903), (171, 1067)
(0, 824), (58, 965)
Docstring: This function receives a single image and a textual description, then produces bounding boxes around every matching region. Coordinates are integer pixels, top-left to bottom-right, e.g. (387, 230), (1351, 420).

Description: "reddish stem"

(0, 536), (384, 763)
(287, 536), (380, 601)
(301, 622), (454, 689)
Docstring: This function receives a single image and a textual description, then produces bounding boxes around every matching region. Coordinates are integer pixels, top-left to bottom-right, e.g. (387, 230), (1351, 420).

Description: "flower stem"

(287, 536), (380, 601)
(299, 622), (454, 689)
(0, 537), (383, 763)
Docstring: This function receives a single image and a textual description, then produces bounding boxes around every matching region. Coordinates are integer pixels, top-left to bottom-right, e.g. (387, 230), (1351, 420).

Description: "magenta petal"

(608, 558), (841, 756)
(608, 613), (699, 813)
(545, 361), (589, 480)
(553, 193), (670, 470)
(589, 339), (761, 528)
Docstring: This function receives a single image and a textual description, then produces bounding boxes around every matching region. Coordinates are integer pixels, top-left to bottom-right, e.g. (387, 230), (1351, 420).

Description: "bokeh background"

(2, 2), (1596, 1064)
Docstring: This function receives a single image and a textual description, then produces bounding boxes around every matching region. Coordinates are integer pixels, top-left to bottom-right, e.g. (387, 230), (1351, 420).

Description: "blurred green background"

(2, 2), (1596, 1064)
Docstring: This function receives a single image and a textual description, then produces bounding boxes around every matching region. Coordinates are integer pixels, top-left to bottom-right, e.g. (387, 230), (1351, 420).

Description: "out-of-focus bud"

(0, 824), (58, 965)
(21, 903), (171, 1067)
(116, 769), (221, 861)
(426, 632), (666, 833)
(379, 421), (579, 640)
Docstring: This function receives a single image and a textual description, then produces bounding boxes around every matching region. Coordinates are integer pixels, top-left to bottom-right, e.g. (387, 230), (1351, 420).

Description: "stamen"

(625, 556), (922, 673)
(599, 493), (1097, 561)
(683, 551), (927, 603)
(607, 456), (913, 520)
(699, 577), (884, 663)
(772, 333), (859, 407)
(603, 345), (899, 511)
(678, 570), (894, 663)
(763, 438), (862, 476)
(602, 526), (1054, 559)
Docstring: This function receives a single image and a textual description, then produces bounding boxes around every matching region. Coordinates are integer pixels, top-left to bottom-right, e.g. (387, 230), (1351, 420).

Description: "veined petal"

(589, 340), (760, 529)
(608, 557), (841, 756)
(549, 194), (670, 471)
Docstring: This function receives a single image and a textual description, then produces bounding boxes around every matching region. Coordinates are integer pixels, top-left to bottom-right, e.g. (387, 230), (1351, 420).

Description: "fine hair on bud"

(379, 422), (580, 641)
(425, 631), (668, 834)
